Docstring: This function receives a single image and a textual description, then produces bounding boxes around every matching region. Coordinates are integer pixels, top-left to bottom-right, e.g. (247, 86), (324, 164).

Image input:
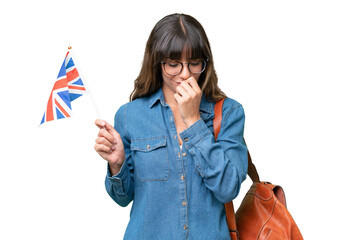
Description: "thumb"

(103, 121), (121, 139)
(95, 119), (121, 139)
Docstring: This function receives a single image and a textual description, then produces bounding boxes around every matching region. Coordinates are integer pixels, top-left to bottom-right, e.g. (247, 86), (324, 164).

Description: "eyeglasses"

(161, 59), (207, 76)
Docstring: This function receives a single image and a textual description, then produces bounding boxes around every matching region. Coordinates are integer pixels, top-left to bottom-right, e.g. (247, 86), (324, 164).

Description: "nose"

(178, 63), (191, 79)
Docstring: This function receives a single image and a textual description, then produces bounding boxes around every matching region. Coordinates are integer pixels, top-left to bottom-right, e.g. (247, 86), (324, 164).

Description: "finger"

(96, 137), (113, 149)
(95, 119), (119, 143)
(101, 121), (121, 141)
(98, 128), (116, 144)
(174, 93), (183, 104)
(95, 119), (106, 129)
(186, 77), (201, 93)
(176, 85), (190, 99)
(180, 81), (196, 97)
(95, 119), (115, 133)
(94, 143), (112, 153)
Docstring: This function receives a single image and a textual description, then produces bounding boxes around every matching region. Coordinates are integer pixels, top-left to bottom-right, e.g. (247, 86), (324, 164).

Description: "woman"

(94, 13), (248, 240)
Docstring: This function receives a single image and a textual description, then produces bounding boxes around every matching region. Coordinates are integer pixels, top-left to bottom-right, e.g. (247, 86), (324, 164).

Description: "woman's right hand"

(94, 119), (125, 175)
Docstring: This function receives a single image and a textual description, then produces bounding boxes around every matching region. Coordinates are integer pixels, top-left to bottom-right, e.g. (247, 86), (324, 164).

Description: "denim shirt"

(105, 88), (248, 240)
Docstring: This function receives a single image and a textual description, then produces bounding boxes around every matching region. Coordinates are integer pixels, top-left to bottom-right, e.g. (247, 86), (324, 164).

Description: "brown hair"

(130, 13), (226, 102)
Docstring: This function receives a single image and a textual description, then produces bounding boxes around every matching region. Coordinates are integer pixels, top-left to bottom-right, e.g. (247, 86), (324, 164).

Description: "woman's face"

(161, 48), (202, 96)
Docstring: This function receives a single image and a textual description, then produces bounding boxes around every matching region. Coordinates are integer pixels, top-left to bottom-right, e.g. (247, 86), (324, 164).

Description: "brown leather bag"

(214, 99), (303, 240)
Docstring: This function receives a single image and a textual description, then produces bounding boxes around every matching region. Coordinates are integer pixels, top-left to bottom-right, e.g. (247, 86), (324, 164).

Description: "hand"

(174, 77), (202, 127)
(94, 119), (125, 175)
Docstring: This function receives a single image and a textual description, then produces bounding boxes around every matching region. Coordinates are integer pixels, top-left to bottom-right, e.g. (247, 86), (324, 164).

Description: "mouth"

(175, 82), (181, 85)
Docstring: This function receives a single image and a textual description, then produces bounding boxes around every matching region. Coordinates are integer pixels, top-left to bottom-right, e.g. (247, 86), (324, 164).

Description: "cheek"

(161, 67), (168, 82)
(162, 71), (176, 82)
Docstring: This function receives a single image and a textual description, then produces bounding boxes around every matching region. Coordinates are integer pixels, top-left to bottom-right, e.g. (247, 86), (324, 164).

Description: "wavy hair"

(130, 13), (226, 102)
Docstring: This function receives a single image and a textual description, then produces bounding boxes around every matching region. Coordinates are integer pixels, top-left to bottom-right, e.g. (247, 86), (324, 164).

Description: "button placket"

(164, 105), (188, 236)
(179, 148), (188, 237)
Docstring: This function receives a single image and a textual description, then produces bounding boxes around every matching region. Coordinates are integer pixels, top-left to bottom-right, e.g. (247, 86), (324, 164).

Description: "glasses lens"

(189, 60), (206, 74)
(163, 60), (206, 75)
(164, 61), (182, 75)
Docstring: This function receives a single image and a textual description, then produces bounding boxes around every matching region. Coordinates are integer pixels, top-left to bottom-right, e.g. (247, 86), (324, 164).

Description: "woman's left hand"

(174, 76), (202, 127)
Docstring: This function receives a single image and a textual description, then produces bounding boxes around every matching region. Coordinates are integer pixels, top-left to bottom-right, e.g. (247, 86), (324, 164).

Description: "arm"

(179, 99), (248, 203)
(104, 104), (135, 207)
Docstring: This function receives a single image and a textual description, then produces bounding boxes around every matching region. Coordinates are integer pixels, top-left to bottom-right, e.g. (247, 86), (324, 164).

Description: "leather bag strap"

(213, 98), (261, 240)
(246, 143), (260, 183)
(214, 99), (260, 183)
(213, 98), (239, 240)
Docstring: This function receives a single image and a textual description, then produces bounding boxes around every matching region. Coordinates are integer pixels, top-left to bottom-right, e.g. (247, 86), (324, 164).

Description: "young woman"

(94, 13), (248, 240)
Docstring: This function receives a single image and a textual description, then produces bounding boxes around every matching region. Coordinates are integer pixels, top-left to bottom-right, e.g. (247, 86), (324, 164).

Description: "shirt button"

(182, 152), (187, 157)
(178, 153), (181, 158)
(184, 225), (188, 230)
(184, 138), (189, 142)
(182, 201), (187, 206)
(181, 175), (185, 180)
(146, 144), (150, 149)
(174, 135), (177, 139)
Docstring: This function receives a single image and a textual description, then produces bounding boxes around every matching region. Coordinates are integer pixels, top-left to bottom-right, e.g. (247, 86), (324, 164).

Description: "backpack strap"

(213, 98), (260, 240)
(214, 99), (260, 182)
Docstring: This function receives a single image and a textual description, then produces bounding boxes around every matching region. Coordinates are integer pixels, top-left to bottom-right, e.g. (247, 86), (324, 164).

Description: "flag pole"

(68, 46), (102, 120)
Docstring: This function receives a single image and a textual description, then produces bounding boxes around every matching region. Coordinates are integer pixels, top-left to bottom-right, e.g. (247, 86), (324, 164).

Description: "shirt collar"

(148, 87), (214, 114)
(199, 94), (213, 114)
(149, 88), (165, 108)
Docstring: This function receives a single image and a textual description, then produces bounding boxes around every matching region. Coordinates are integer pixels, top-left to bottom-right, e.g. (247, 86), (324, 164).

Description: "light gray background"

(1, 0), (359, 239)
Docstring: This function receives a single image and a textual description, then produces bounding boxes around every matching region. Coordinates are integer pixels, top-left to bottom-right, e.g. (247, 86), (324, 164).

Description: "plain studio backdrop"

(1, 0), (359, 239)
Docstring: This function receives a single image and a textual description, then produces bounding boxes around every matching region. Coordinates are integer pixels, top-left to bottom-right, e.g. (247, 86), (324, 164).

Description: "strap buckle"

(229, 229), (239, 240)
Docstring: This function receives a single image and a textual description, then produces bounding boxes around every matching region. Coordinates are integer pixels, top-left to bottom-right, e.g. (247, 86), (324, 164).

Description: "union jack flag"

(40, 51), (87, 125)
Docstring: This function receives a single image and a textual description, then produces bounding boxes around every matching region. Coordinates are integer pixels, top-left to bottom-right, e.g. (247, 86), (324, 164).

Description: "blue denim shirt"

(105, 88), (248, 240)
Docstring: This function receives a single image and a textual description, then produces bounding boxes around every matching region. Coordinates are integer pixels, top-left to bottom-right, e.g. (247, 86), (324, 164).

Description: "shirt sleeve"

(179, 99), (248, 203)
(105, 104), (134, 207)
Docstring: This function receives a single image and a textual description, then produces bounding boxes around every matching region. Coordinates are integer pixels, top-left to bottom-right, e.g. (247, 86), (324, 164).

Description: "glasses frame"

(161, 59), (208, 76)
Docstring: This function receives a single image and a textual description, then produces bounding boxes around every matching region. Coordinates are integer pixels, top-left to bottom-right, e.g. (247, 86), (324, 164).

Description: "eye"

(168, 61), (180, 68)
(189, 60), (201, 66)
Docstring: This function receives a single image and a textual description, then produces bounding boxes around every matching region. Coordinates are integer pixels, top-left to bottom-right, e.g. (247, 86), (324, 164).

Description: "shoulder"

(115, 96), (150, 120)
(114, 97), (152, 138)
(222, 97), (245, 122)
(223, 97), (243, 110)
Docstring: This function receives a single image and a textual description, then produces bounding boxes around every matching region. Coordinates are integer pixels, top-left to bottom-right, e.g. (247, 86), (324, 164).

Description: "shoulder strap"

(214, 98), (260, 183)
(213, 98), (238, 240)
(213, 98), (261, 240)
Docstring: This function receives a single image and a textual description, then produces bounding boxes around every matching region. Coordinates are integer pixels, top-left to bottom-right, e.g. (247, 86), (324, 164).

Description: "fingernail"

(111, 146), (115, 151)
(113, 139), (117, 144)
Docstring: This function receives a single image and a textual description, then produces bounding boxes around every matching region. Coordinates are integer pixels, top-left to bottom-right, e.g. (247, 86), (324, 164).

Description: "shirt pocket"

(130, 137), (170, 182)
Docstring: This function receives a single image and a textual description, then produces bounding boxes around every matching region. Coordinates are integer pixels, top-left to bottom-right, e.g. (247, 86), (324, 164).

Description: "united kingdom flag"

(40, 51), (87, 125)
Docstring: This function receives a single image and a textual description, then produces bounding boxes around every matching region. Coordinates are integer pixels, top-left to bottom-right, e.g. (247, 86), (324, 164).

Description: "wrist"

(109, 162), (122, 176)
(184, 115), (201, 128)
